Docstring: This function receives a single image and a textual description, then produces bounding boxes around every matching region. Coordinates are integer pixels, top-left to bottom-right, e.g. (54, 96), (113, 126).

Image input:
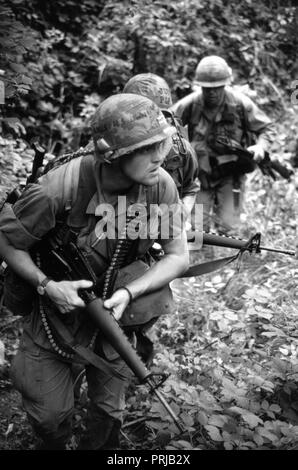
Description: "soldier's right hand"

(44, 279), (93, 314)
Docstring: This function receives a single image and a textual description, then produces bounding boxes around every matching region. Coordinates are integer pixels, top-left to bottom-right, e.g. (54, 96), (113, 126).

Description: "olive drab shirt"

(0, 154), (184, 350)
(162, 133), (200, 199)
(171, 86), (274, 179)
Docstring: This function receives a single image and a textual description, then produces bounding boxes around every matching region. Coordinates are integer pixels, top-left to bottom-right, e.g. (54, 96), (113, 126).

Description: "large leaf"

(228, 407), (263, 428)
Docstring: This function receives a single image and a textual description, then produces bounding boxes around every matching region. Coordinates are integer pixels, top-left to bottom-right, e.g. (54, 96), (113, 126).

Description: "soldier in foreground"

(0, 94), (189, 449)
(172, 55), (274, 233)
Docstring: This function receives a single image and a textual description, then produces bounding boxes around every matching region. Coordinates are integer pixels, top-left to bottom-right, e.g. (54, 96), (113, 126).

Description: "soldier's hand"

(103, 288), (131, 321)
(45, 279), (93, 314)
(247, 144), (265, 163)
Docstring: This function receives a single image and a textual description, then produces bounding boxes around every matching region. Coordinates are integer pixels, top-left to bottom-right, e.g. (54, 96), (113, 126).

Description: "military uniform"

(162, 133), (200, 199)
(0, 152), (184, 449)
(172, 86), (274, 232)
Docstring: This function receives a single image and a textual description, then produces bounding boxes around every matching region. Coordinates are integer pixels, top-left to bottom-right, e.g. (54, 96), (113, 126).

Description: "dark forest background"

(1, 0), (297, 154)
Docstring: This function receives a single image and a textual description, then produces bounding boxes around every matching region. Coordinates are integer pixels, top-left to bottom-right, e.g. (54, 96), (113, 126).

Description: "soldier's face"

(202, 86), (225, 107)
(121, 137), (172, 186)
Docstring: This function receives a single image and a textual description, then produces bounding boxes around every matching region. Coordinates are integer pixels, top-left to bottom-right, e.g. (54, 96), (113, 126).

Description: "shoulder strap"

(66, 154), (97, 228)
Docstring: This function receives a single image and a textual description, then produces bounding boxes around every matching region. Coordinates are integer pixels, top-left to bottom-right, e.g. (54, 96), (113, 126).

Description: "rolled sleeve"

(0, 158), (82, 250)
(0, 203), (41, 249)
(240, 93), (274, 149)
(0, 185), (57, 250)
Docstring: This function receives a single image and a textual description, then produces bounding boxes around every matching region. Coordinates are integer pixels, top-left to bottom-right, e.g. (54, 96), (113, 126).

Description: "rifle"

(187, 231), (295, 257)
(202, 231), (295, 256)
(0, 142), (46, 212)
(40, 236), (184, 433)
(180, 231), (296, 277)
(184, 231), (295, 277)
(26, 141), (46, 184)
(212, 137), (294, 181)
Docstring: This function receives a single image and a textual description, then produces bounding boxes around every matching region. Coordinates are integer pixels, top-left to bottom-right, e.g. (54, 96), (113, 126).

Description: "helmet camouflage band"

(90, 93), (175, 160)
(194, 56), (232, 88)
(123, 73), (172, 109)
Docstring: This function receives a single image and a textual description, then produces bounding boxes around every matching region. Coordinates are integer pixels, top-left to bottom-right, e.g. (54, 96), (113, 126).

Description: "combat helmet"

(123, 73), (172, 109)
(90, 93), (175, 161)
(194, 56), (232, 88)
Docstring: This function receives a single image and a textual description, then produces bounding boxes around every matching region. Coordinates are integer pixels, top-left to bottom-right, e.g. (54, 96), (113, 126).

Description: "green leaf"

(261, 400), (269, 410)
(258, 428), (278, 442)
(208, 414), (227, 428)
(9, 63), (27, 73)
(221, 378), (247, 399)
(269, 404), (281, 413)
(174, 440), (193, 449)
(204, 425), (223, 441)
(253, 433), (264, 446)
(223, 441), (234, 450)
(228, 406), (263, 428)
(197, 411), (208, 426)
(271, 358), (288, 374)
(179, 412), (194, 428)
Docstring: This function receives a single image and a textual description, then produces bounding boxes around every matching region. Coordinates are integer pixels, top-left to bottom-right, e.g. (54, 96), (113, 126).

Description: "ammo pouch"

(113, 259), (175, 329)
(3, 267), (35, 316)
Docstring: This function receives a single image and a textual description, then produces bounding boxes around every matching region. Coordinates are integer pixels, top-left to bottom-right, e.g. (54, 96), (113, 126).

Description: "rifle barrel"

(188, 232), (295, 256)
(84, 296), (184, 431)
(259, 246), (295, 256)
(148, 381), (184, 432)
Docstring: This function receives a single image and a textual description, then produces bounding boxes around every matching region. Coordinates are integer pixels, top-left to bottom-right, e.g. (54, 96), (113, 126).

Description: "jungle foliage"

(0, 0), (298, 451)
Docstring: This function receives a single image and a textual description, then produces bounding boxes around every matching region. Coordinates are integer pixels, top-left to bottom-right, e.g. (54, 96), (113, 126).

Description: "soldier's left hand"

(103, 288), (131, 321)
(247, 144), (265, 163)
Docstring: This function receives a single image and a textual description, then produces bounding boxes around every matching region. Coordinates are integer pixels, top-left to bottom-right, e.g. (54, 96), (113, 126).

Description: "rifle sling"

(180, 254), (238, 277)
(45, 308), (126, 380)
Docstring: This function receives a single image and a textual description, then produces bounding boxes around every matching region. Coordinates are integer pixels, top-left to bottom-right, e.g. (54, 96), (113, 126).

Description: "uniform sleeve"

(157, 168), (186, 243)
(180, 139), (200, 198)
(240, 93), (274, 150)
(0, 158), (82, 250)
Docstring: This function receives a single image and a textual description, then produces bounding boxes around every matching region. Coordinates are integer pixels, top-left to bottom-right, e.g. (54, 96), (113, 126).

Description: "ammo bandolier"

(32, 154), (174, 351)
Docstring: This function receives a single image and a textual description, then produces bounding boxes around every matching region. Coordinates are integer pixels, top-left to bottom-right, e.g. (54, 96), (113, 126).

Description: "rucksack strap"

(66, 154), (97, 227)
